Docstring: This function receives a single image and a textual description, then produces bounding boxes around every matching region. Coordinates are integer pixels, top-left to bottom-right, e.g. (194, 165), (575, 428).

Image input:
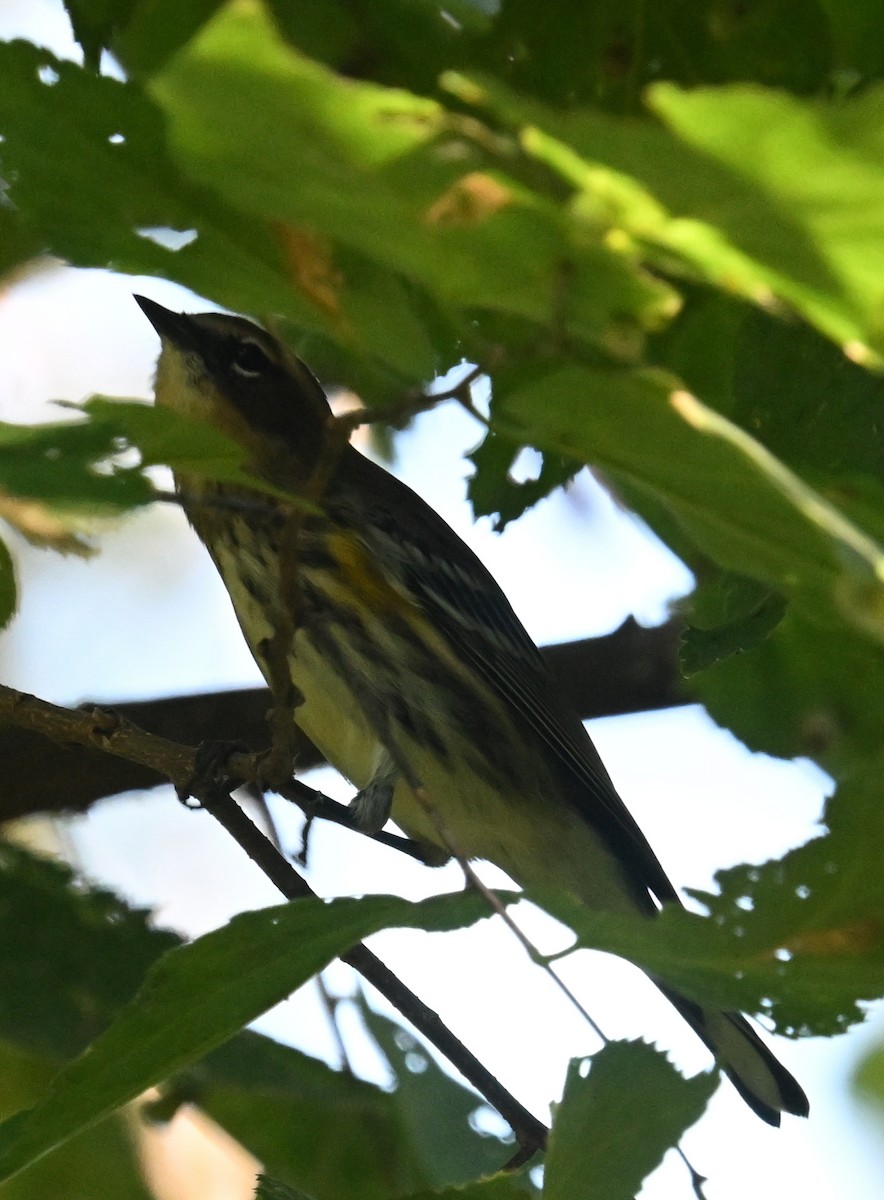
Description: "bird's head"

(135, 295), (332, 474)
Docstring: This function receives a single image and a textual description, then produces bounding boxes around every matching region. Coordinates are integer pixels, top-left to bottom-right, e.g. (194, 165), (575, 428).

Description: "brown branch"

(0, 683), (548, 1159)
(0, 617), (685, 824)
(543, 616), (684, 718)
(335, 364), (486, 434)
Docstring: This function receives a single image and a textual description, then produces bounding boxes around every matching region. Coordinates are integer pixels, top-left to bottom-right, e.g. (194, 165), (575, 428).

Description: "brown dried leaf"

(781, 918), (882, 959)
(0, 493), (96, 556)
(424, 171), (512, 228)
(272, 221), (345, 321)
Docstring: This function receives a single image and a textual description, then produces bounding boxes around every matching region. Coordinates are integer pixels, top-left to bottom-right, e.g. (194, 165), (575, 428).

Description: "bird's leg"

(348, 749), (398, 834)
(255, 633), (304, 791)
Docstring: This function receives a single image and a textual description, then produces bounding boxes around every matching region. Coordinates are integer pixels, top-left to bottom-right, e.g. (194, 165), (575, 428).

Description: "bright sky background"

(2, 4), (884, 1199)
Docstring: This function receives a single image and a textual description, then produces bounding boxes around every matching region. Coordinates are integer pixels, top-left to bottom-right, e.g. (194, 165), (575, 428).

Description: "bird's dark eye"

(231, 338), (272, 378)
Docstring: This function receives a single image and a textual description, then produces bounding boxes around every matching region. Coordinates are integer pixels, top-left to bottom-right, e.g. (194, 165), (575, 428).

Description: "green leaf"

(543, 1045), (715, 1200)
(0, 1041), (153, 1200)
(454, 71), (884, 356)
(531, 756), (884, 1038)
(680, 572), (787, 676)
(399, 1173), (538, 1200)
(78, 395), (355, 508)
(0, 538), (17, 630)
(195, 1031), (430, 1199)
(148, 0), (675, 356)
(0, 397), (290, 522)
(690, 607), (884, 763)
(732, 309), (884, 486)
(269, 0), (502, 104)
(852, 1039), (884, 1112)
(818, 0), (884, 81)
(0, 890), (501, 1184)
(113, 0), (228, 78)
(80, 397), (259, 487)
(358, 999), (511, 1186)
(486, 0), (833, 109)
(0, 841), (179, 1063)
(0, 208), (45, 283)
(193, 998), (527, 1198)
(0, 415), (153, 512)
(146, 1), (451, 376)
(467, 431), (578, 531)
(255, 1175), (316, 1200)
(0, 844), (436, 1199)
(0, 39), (338, 345)
(647, 82), (884, 358)
(649, 289), (747, 418)
(493, 363), (884, 640)
(62, 0), (140, 70)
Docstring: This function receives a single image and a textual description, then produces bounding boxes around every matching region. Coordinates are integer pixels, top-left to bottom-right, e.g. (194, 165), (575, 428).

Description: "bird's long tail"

(655, 981), (809, 1125)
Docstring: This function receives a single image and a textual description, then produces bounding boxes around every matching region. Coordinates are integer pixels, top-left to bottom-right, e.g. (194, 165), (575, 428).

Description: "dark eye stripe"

(231, 338), (273, 377)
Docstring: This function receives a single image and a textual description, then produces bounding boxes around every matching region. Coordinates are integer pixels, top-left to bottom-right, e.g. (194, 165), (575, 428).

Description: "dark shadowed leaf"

(0, 1041), (152, 1200)
(543, 1044), (715, 1200)
(531, 758), (884, 1037)
(732, 310), (884, 488)
(399, 1173), (538, 1200)
(0, 538), (17, 630)
(359, 998), (512, 1185)
(0, 841), (179, 1062)
(680, 571), (787, 675)
(194, 1031), (429, 1200)
(690, 608), (884, 763)
(0, 890), (501, 1184)
(467, 431), (578, 531)
(255, 1175), (316, 1200)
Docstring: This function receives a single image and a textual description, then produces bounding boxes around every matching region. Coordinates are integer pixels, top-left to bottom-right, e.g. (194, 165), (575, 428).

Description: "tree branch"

(0, 617), (685, 823)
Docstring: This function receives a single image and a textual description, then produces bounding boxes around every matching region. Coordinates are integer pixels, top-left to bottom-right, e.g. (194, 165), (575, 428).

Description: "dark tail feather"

(655, 981), (809, 1126)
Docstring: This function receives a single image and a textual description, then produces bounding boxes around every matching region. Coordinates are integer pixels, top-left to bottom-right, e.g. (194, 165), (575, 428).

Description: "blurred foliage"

(853, 1037), (884, 1116)
(0, 1040), (153, 1200)
(2, 0), (884, 1194)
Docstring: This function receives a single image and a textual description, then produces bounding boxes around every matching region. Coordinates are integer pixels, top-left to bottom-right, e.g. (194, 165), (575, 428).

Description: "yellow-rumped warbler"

(136, 295), (808, 1126)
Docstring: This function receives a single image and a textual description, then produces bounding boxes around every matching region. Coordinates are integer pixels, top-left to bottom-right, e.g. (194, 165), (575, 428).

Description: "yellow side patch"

(326, 530), (413, 617)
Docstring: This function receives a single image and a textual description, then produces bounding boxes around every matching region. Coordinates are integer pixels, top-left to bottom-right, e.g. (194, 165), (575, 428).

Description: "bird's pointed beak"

(134, 294), (200, 352)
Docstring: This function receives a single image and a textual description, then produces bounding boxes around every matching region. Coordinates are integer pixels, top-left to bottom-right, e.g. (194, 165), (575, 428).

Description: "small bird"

(136, 294), (808, 1126)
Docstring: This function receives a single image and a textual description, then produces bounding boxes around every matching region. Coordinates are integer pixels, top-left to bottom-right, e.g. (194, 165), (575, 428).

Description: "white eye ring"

(231, 338), (271, 378)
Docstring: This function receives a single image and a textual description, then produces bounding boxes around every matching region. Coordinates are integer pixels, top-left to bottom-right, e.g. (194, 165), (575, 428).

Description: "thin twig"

(314, 972), (355, 1075)
(335, 364), (486, 435)
(409, 778), (609, 1045)
(251, 792), (357, 1074)
(278, 776), (439, 863)
(681, 1150), (709, 1199)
